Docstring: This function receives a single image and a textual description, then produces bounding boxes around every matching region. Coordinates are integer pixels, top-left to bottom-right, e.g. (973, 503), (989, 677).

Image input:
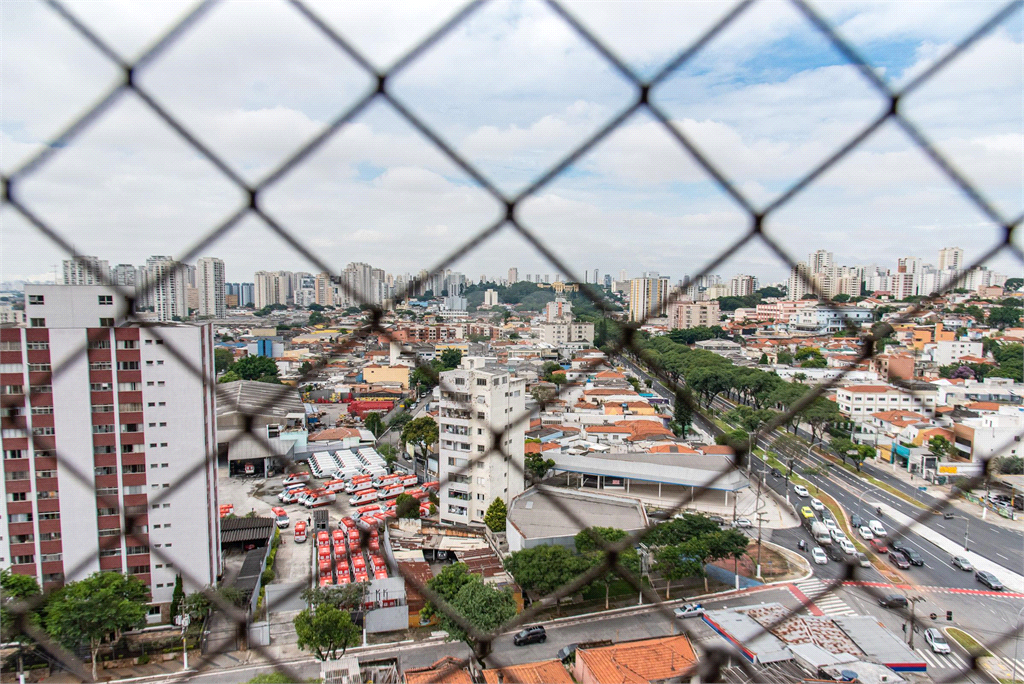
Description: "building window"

(12, 555), (35, 565)
(42, 573), (64, 583)
(4, 450), (25, 459)
(116, 340), (137, 349)
(28, 295), (44, 305)
(0, 341), (21, 351)
(94, 466), (116, 476)
(31, 426), (55, 436)
(27, 363), (51, 372)
(97, 507), (118, 516)
(2, 385), (24, 395)
(118, 382), (140, 391)
(0, 363), (23, 373)
(99, 318), (115, 327)
(30, 405), (54, 415)
(88, 339), (111, 349)
(128, 565), (150, 575)
(91, 382), (113, 391)
(97, 528), (121, 537)
(126, 545), (149, 555)
(30, 385), (51, 394)
(98, 295), (113, 305)
(92, 404), (114, 413)
(89, 362), (112, 371)
(116, 361), (139, 371)
(93, 424), (115, 434)
(99, 548), (122, 557)
(122, 464), (145, 474)
(96, 487), (119, 495)
(36, 470), (56, 479)
(9, 513), (32, 523)
(26, 340), (48, 350)
(40, 553), (62, 563)
(5, 470), (30, 481)
(11, 534), (34, 544)
(38, 531), (61, 541)
(29, 318), (45, 328)
(36, 490), (58, 500)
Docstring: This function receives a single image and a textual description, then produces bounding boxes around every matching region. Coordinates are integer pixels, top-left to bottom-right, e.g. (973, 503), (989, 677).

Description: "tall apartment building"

(137, 257), (188, 322)
(238, 282), (254, 307)
(62, 256), (109, 286)
(808, 250), (833, 275)
(110, 264), (137, 288)
(628, 273), (670, 321)
(315, 272), (335, 307)
(196, 258), (226, 319)
(729, 275), (757, 297)
(667, 300), (720, 329)
(507, 268), (518, 284)
(938, 247), (964, 273)
(254, 271), (291, 309)
(4, 286), (220, 619)
(437, 358), (526, 527)
(787, 262), (811, 301)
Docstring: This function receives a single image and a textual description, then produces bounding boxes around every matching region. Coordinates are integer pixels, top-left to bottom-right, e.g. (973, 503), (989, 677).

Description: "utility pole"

(756, 512), (768, 579)
(963, 514), (971, 552)
(907, 596), (924, 649)
(175, 603), (191, 671)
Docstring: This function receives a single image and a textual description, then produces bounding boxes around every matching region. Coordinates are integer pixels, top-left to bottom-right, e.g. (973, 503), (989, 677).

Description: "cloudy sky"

(2, 0), (1021, 286)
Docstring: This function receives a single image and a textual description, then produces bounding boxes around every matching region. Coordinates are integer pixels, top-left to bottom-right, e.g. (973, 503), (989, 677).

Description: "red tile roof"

(482, 661), (573, 684)
(309, 427), (360, 441)
(699, 445), (735, 455)
(842, 385), (894, 393)
(405, 657), (474, 684)
(576, 635), (698, 684)
(965, 401), (1002, 411)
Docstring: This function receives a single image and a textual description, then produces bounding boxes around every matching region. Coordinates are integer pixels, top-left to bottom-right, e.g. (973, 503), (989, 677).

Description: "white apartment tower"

(729, 275), (757, 297)
(437, 358), (526, 527)
(507, 268), (519, 285)
(137, 257), (188, 322)
(110, 264), (137, 287)
(196, 257), (226, 318)
(62, 256), (109, 286)
(5, 285), (220, 619)
(787, 262), (811, 301)
(808, 250), (833, 275)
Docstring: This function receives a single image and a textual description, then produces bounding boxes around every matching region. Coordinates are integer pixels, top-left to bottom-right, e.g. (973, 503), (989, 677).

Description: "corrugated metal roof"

(831, 616), (927, 672)
(702, 609), (792, 665)
(220, 516), (275, 544)
(550, 452), (749, 491)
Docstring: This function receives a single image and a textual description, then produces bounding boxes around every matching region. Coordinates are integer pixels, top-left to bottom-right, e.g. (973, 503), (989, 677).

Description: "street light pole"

(756, 512), (768, 579)
(963, 515), (971, 552)
(1013, 604), (1024, 684)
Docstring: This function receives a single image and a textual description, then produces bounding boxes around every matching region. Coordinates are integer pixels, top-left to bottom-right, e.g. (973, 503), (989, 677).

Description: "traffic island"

(945, 627), (1021, 684)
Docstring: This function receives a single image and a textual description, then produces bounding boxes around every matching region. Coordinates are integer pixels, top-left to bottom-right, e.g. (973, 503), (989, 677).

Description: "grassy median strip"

(946, 627), (991, 657)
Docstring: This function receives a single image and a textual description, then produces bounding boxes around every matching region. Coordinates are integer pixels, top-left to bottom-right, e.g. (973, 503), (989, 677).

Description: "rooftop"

(404, 657), (474, 684)
(482, 660), (573, 684)
(507, 486), (648, 541)
(550, 451), (748, 491)
(216, 380), (305, 418)
(575, 635), (699, 683)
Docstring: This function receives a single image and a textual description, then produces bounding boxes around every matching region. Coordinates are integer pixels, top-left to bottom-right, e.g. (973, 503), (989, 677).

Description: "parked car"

(812, 547), (828, 565)
(855, 552), (871, 568)
(673, 603), (705, 619)
(951, 556), (973, 571)
(733, 518), (752, 529)
(513, 626), (547, 646)
(869, 538), (889, 554)
(888, 550), (910, 569)
(810, 498), (824, 512)
(925, 628), (951, 654)
(849, 514), (863, 529)
(794, 485), (810, 498)
(858, 526), (874, 540)
(878, 594), (908, 609)
(975, 570), (1004, 590)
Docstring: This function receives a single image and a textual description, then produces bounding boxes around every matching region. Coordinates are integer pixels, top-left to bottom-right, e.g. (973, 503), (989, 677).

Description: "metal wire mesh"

(2, 0), (1023, 681)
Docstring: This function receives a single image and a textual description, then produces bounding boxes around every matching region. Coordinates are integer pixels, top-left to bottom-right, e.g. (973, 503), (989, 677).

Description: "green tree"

(293, 604), (360, 661)
(657, 542), (705, 598)
(801, 356), (827, 368)
(395, 493), (420, 518)
(308, 311), (328, 327)
(364, 412), (385, 438)
(672, 389), (693, 437)
(503, 544), (590, 614)
(484, 498), (507, 532)
(1, 570), (41, 649)
(214, 348), (235, 374)
(988, 307), (1021, 328)
(439, 348), (463, 371)
(420, 563), (475, 624)
(995, 455), (1024, 474)
(401, 416), (438, 464)
(170, 574), (184, 619)
(928, 435), (955, 460)
(377, 443), (398, 468)
(758, 353), (769, 365)
(794, 347), (822, 361)
(248, 674), (293, 684)
(180, 591), (213, 623)
(801, 397), (843, 443)
(525, 452), (555, 481)
(301, 583), (367, 612)
(218, 370), (241, 384)
(437, 575), (517, 645)
(777, 350), (794, 365)
(1004, 277), (1023, 292)
(45, 572), (149, 680)
(574, 528), (639, 608)
(642, 514), (720, 546)
(232, 356), (279, 381)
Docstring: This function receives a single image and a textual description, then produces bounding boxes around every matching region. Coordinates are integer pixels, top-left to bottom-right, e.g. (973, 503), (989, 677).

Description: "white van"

(349, 489), (377, 506)
(869, 520), (887, 538)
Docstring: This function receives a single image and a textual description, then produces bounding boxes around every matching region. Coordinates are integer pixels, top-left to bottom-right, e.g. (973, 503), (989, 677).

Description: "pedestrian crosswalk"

(915, 647), (970, 671)
(793, 578), (856, 616)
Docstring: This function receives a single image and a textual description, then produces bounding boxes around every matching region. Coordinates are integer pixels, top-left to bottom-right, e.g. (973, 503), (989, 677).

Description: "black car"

(888, 550), (910, 569)
(849, 514), (863, 529)
(826, 545), (844, 562)
(878, 594), (908, 609)
(975, 570), (1004, 591)
(889, 538), (907, 554)
(900, 548), (924, 566)
(771, 468), (782, 478)
(513, 626), (547, 646)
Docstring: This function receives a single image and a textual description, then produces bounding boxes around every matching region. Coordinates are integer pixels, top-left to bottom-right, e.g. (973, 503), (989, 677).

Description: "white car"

(859, 526), (874, 540)
(810, 498), (824, 512)
(830, 528), (847, 543)
(824, 518), (838, 530)
(733, 518), (752, 528)
(925, 628), (951, 654)
(812, 547), (828, 565)
(673, 603), (705, 619)
(794, 485), (810, 498)
(839, 539), (857, 555)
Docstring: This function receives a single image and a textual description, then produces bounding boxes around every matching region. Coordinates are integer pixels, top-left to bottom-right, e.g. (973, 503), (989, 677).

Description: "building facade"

(2, 286), (220, 617)
(628, 274), (670, 322)
(437, 358), (526, 527)
(196, 257), (226, 318)
(62, 256), (109, 286)
(667, 300), (720, 329)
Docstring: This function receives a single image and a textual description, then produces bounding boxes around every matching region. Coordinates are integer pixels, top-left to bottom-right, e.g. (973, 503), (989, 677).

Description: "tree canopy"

(294, 604), (360, 661)
(484, 498), (507, 532)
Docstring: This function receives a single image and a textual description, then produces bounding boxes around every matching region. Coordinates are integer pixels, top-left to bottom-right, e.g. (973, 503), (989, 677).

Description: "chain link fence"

(2, 0), (1022, 681)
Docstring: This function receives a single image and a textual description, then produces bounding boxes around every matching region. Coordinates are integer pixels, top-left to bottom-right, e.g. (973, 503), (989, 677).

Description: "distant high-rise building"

(483, 289), (499, 307)
(254, 271), (291, 309)
(808, 250), (833, 275)
(314, 272), (335, 307)
(729, 275), (757, 297)
(603, 274), (612, 289)
(109, 264), (137, 287)
(140, 256), (188, 321)
(619, 269), (628, 282)
(196, 257), (226, 318)
(629, 273), (670, 321)
(592, 269), (599, 285)
(938, 247), (964, 272)
(507, 268), (518, 284)
(787, 262), (811, 301)
(239, 283), (254, 307)
(62, 256), (109, 285)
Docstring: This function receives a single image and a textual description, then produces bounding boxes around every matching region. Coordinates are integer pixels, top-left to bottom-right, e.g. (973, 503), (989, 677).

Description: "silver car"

(951, 556), (973, 571)
(925, 628), (951, 654)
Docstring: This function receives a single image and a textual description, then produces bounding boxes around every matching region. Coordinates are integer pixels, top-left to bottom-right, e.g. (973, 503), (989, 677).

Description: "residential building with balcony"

(1, 286), (220, 622)
(835, 382), (939, 422)
(437, 357), (526, 527)
(667, 300), (720, 329)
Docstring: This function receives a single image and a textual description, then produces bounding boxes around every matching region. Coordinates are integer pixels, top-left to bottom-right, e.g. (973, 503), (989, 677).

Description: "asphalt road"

(616, 355), (1023, 577)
